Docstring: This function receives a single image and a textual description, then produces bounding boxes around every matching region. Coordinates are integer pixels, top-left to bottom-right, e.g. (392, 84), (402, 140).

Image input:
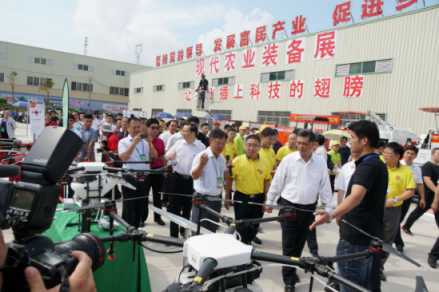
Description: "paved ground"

(3, 123), (439, 292)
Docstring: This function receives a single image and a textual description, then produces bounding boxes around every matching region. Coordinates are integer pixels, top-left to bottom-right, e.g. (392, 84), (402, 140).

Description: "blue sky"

(0, 0), (436, 66)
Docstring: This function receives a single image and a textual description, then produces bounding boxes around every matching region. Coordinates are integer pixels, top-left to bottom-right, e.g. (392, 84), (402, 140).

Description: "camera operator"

(0, 230), (97, 292)
(118, 117), (157, 227)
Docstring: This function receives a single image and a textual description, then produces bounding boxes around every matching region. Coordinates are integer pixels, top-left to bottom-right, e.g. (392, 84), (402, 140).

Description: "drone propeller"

(415, 273), (429, 292)
(248, 201), (315, 213)
(68, 196), (151, 212)
(160, 192), (242, 204)
(341, 220), (428, 271)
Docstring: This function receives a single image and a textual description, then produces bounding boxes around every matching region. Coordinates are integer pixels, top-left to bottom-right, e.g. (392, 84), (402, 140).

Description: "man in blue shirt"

(338, 136), (351, 166)
(78, 114), (98, 162)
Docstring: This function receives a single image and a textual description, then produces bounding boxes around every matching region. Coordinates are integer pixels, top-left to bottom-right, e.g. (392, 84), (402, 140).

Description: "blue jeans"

(336, 240), (372, 292)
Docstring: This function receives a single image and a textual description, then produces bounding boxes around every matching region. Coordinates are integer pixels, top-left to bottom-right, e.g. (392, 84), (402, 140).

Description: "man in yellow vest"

(221, 128), (238, 160)
(276, 131), (298, 164)
(380, 142), (415, 281)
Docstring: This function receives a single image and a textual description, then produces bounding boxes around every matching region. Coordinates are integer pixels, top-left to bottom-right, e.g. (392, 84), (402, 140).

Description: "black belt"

(175, 172), (192, 179)
(280, 197), (316, 210)
(235, 191), (264, 199)
(196, 192), (219, 198)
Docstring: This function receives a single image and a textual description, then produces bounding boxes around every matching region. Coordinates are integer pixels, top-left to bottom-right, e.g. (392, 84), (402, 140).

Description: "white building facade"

(129, 5), (439, 135)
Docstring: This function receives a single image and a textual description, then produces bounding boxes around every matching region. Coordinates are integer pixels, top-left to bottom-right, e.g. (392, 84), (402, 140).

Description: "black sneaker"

(155, 218), (165, 226)
(284, 285), (295, 292)
(395, 244), (404, 253)
(380, 271), (387, 282)
(139, 221), (145, 227)
(428, 257), (437, 269)
(252, 236), (262, 245)
(402, 226), (414, 236)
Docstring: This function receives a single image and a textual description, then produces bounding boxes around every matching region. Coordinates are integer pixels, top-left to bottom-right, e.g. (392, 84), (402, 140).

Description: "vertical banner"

(62, 78), (69, 129)
(30, 102), (45, 140)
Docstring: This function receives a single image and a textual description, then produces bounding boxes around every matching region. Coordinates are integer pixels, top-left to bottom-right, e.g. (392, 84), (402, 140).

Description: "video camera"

(0, 127), (106, 291)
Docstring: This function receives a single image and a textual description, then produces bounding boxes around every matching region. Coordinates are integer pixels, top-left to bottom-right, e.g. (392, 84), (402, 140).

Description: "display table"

(42, 205), (151, 292)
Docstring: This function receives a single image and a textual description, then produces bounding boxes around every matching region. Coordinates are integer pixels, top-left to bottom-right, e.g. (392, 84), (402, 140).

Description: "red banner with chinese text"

(289, 114), (341, 125)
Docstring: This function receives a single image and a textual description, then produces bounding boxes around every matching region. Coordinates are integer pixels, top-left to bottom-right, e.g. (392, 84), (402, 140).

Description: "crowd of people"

(12, 110), (438, 292)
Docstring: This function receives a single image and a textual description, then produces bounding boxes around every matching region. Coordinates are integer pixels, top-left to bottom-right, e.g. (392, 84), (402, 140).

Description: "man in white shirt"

(394, 145), (425, 252)
(166, 123), (206, 238)
(165, 121), (187, 151)
(72, 111), (83, 131)
(161, 120), (178, 148)
(191, 129), (230, 233)
(91, 113), (100, 131)
(263, 130), (333, 292)
(335, 153), (360, 205)
(315, 134), (328, 163)
(118, 117), (157, 227)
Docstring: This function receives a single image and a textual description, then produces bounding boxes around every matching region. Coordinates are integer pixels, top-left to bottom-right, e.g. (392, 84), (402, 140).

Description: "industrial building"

(129, 4), (439, 136)
(0, 41), (151, 113)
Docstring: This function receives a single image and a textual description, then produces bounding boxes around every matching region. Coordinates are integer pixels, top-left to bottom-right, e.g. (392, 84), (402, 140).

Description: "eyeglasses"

(383, 152), (394, 156)
(245, 144), (260, 149)
(150, 126), (159, 130)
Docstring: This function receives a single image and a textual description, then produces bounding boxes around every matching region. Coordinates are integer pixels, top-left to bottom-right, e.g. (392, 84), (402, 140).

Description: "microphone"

(225, 155), (232, 176)
(0, 165), (20, 178)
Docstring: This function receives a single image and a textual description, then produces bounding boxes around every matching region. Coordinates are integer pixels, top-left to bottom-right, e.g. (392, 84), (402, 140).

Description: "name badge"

(217, 177), (223, 189)
(139, 154), (147, 161)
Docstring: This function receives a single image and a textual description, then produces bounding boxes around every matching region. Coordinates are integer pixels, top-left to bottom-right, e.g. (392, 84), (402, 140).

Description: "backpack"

(327, 154), (334, 170)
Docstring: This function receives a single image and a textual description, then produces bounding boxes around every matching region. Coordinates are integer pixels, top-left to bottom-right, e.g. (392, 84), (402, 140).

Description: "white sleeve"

(118, 140), (127, 156)
(191, 152), (202, 175)
(318, 160), (334, 213)
(166, 135), (174, 151)
(165, 141), (177, 159)
(335, 167), (346, 191)
(266, 158), (288, 205)
(415, 166), (423, 185)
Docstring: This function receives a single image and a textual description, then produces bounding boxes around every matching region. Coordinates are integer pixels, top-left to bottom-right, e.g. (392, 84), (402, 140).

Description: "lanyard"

(359, 154), (379, 164)
(211, 157), (223, 177)
(131, 139), (144, 156)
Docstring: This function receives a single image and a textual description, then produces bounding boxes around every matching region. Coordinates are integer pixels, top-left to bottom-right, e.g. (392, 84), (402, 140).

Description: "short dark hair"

(116, 118), (122, 123)
(375, 140), (385, 149)
(348, 120), (380, 148)
(68, 114), (74, 121)
(293, 128), (300, 135)
(84, 114), (93, 120)
(147, 118), (159, 127)
(224, 125), (231, 130)
(166, 120), (177, 127)
(188, 116), (200, 125)
(80, 112), (85, 116)
(261, 128), (276, 137)
(316, 134), (326, 146)
(245, 134), (261, 145)
(201, 123), (209, 128)
(160, 119), (165, 123)
(297, 129), (316, 143)
(50, 110), (56, 114)
(231, 123), (236, 127)
(340, 136), (348, 142)
(384, 142), (404, 158)
(184, 123), (198, 134)
(209, 129), (227, 140)
(228, 127), (237, 133)
(106, 114), (114, 120)
(116, 113), (123, 117)
(45, 113), (50, 116)
(404, 145), (418, 155)
(180, 121), (189, 128)
(251, 127), (258, 132)
(128, 117), (140, 126)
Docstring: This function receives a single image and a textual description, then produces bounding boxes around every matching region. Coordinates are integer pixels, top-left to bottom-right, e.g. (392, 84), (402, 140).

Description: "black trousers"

(404, 193), (436, 229)
(233, 191), (265, 245)
(167, 173), (194, 238)
(279, 197), (316, 286)
(330, 175), (336, 193)
(393, 199), (412, 247)
(307, 226), (318, 255)
(162, 174), (170, 204)
(121, 174), (149, 228)
(140, 172), (163, 222)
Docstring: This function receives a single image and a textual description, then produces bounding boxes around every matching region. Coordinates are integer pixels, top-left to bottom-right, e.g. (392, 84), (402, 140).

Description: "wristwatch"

(326, 212), (333, 224)
(393, 197), (398, 204)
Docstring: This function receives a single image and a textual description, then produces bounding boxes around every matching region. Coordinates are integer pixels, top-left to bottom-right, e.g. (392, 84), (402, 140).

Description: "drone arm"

(251, 251), (307, 269)
(192, 258), (217, 286)
(313, 265), (370, 292)
(199, 204), (234, 225)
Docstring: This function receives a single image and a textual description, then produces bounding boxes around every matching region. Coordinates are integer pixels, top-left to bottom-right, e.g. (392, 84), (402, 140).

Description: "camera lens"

(54, 233), (105, 271)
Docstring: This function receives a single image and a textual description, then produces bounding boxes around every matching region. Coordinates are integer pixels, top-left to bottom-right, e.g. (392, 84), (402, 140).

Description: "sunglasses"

(150, 126), (159, 130)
